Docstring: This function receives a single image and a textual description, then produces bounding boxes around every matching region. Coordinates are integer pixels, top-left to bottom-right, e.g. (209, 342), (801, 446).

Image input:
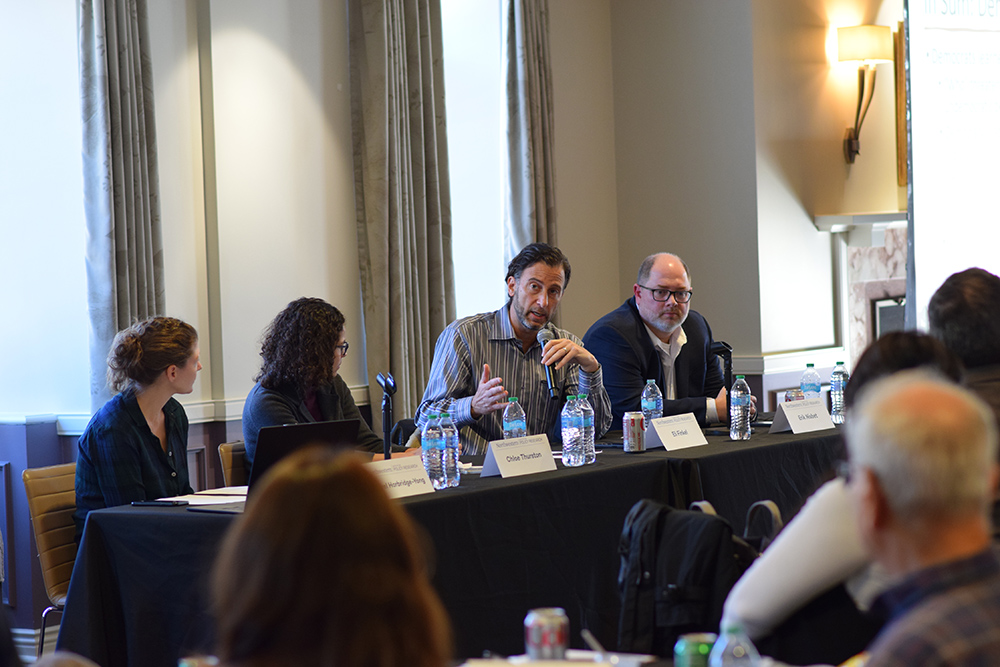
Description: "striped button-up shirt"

(416, 306), (612, 455)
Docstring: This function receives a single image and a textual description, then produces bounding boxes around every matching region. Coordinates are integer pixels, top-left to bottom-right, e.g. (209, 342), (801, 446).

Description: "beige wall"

(150, 0), (366, 417)
(548, 0), (621, 337)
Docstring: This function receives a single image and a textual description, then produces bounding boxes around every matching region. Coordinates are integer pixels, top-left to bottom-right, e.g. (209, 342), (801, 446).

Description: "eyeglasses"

(335, 342), (350, 356)
(637, 285), (693, 303)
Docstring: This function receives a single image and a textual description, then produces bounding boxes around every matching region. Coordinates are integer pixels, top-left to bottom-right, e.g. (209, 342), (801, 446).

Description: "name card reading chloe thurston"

(481, 434), (557, 478)
(769, 398), (835, 434)
(369, 456), (435, 498)
(644, 413), (708, 451)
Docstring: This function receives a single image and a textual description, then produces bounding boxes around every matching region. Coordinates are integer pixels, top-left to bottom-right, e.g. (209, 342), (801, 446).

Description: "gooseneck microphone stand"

(376, 372), (397, 459)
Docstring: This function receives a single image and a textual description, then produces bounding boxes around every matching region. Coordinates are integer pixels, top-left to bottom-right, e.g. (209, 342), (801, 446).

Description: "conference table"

(57, 427), (843, 667)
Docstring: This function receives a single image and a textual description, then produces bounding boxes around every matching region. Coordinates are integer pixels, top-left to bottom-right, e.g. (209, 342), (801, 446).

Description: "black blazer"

(583, 298), (724, 427)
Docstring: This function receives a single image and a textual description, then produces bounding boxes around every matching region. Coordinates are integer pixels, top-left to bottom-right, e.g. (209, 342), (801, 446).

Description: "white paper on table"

(160, 493), (247, 506)
(645, 413), (707, 451)
(769, 398), (835, 434)
(195, 486), (248, 496)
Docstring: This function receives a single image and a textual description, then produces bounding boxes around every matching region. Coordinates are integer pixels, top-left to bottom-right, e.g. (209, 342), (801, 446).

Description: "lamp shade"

(838, 25), (893, 63)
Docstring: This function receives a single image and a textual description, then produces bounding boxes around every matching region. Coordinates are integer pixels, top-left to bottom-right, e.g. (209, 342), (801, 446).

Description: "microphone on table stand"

(536, 327), (559, 400)
(376, 372), (397, 459)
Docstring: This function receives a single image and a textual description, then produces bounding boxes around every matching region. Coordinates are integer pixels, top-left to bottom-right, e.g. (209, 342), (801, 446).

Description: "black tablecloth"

(57, 428), (842, 667)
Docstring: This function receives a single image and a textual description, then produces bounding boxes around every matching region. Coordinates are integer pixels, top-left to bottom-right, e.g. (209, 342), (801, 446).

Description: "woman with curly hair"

(211, 446), (452, 666)
(74, 317), (201, 539)
(242, 297), (415, 466)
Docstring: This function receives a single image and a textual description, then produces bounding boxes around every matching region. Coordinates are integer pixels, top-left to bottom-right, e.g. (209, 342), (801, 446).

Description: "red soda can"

(623, 412), (646, 452)
(524, 607), (568, 659)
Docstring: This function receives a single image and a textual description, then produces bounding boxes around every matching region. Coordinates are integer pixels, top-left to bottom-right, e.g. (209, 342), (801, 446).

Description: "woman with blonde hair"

(74, 316), (201, 538)
(211, 447), (452, 667)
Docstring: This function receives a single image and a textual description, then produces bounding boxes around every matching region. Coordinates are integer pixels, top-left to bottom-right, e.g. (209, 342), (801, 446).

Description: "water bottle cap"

(567, 395), (577, 400)
(836, 361), (844, 365)
(646, 379), (656, 384)
(736, 375), (744, 379)
(578, 393), (588, 399)
(509, 397), (518, 402)
(806, 363), (815, 368)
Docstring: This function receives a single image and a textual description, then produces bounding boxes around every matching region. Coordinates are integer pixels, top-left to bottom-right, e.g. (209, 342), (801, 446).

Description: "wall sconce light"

(838, 25), (894, 163)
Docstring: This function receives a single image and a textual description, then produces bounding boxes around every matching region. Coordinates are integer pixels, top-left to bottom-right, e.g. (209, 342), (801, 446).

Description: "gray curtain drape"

(502, 0), (557, 265)
(79, 0), (164, 411)
(349, 0), (455, 435)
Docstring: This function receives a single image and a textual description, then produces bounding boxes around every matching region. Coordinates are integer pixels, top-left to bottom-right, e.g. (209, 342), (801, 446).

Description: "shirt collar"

(490, 305), (519, 342)
(644, 322), (686, 357)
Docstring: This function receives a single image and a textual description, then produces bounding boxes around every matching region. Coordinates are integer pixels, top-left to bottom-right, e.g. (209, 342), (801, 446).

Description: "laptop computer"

(246, 419), (361, 490)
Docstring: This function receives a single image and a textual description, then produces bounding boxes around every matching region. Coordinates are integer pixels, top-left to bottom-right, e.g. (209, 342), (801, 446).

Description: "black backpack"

(616, 499), (759, 656)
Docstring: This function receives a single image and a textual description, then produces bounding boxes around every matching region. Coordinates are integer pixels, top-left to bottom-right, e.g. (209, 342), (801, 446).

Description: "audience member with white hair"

(846, 371), (1000, 665)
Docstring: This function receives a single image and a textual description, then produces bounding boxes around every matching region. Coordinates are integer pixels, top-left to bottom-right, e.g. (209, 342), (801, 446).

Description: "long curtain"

(78, 0), (164, 411)
(502, 0), (557, 265)
(349, 0), (455, 434)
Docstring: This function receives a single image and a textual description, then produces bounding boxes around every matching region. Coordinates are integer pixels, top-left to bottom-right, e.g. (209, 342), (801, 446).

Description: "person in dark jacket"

(584, 253), (750, 427)
(242, 297), (416, 467)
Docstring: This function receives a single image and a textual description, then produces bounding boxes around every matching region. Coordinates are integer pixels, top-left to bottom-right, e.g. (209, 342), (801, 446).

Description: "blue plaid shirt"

(74, 389), (193, 538)
(866, 545), (1000, 666)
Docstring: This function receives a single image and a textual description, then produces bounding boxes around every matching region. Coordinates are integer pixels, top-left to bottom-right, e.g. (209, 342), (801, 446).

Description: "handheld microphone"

(536, 328), (559, 400)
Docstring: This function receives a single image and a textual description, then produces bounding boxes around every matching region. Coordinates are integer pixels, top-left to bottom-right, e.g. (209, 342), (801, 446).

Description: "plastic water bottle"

(830, 361), (849, 425)
(641, 379), (663, 429)
(421, 414), (446, 490)
(729, 376), (751, 441)
(800, 363), (822, 400)
(709, 623), (761, 666)
(577, 393), (596, 464)
(502, 397), (527, 439)
(561, 395), (585, 467)
(439, 410), (461, 487)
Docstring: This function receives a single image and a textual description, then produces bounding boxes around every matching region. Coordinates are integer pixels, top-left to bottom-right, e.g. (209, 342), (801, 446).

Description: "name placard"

(369, 457), (435, 498)
(481, 435), (557, 478)
(769, 398), (835, 434)
(644, 413), (708, 451)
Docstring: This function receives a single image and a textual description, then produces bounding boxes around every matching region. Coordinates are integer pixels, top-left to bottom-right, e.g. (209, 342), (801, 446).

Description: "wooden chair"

(22, 463), (78, 657)
(218, 441), (247, 487)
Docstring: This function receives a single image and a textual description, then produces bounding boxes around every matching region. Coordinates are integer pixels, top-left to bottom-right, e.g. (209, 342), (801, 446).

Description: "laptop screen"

(247, 419), (361, 490)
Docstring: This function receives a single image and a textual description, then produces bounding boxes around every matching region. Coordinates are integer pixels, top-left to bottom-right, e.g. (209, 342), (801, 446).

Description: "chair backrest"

(218, 441), (247, 487)
(22, 463), (78, 607)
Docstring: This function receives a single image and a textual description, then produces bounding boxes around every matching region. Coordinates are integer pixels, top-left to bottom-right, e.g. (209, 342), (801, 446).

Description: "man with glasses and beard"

(584, 252), (751, 427)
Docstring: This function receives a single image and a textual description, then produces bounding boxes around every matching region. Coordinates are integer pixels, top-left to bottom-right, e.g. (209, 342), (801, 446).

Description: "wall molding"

(24, 385), (375, 437)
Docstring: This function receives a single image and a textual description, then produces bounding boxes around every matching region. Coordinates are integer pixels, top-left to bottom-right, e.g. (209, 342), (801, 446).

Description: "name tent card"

(481, 435), (557, 478)
(369, 457), (435, 498)
(769, 398), (835, 434)
(644, 413), (707, 451)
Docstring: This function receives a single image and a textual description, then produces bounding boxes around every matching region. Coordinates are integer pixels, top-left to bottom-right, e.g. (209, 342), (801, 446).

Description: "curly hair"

(212, 447), (452, 667)
(255, 297), (346, 393)
(106, 317), (198, 394)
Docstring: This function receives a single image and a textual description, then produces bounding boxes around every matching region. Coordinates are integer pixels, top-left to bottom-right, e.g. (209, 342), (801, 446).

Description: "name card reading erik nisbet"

(481, 435), (557, 478)
(769, 398), (835, 434)
(644, 413), (708, 450)
(369, 456), (435, 498)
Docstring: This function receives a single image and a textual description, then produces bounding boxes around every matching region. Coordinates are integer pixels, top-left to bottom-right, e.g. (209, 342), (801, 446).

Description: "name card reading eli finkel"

(481, 435), (557, 478)
(644, 413), (708, 451)
(369, 456), (435, 498)
(769, 398), (835, 434)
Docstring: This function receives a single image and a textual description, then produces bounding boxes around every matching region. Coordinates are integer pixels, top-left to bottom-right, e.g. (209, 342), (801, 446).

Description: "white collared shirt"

(644, 323), (718, 422)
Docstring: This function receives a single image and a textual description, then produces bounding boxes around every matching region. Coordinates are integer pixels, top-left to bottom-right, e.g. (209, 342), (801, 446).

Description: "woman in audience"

(74, 317), (201, 538)
(242, 297), (414, 466)
(211, 446), (452, 667)
(721, 332), (963, 654)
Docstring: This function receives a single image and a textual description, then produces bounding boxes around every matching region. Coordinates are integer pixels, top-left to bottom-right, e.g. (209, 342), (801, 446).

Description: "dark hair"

(844, 331), (964, 409)
(927, 268), (1000, 368)
(505, 243), (572, 289)
(255, 298), (345, 393)
(106, 317), (198, 393)
(211, 447), (452, 667)
(636, 253), (691, 285)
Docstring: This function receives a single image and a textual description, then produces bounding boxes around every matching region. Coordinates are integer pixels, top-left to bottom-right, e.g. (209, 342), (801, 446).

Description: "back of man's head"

(928, 268), (1000, 368)
(847, 370), (998, 523)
